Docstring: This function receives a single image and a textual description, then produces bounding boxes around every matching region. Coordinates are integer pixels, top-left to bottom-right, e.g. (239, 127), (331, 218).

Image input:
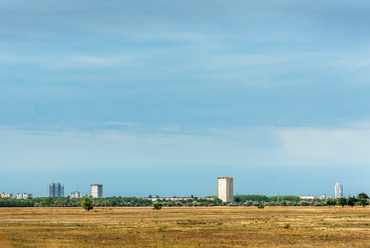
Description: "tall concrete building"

(47, 183), (64, 197)
(217, 177), (233, 202)
(335, 182), (343, 199)
(91, 184), (103, 198)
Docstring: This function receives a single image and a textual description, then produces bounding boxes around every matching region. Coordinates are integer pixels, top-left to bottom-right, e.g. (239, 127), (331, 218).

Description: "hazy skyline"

(1, 0), (369, 197)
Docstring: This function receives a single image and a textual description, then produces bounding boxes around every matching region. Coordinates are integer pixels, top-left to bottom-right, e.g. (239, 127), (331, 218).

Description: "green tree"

(347, 197), (357, 207)
(337, 198), (347, 208)
(326, 198), (337, 207)
(358, 198), (369, 207)
(357, 193), (369, 207)
(357, 192), (369, 200)
(81, 196), (94, 211)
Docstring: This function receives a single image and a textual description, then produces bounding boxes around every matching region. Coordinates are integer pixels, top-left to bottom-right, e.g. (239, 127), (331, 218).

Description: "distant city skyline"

(1, 1), (369, 196)
(1, 176), (364, 199)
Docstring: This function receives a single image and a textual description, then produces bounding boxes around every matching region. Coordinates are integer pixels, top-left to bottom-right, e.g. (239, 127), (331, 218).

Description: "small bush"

(258, 205), (265, 209)
(81, 197), (93, 211)
(153, 202), (163, 210)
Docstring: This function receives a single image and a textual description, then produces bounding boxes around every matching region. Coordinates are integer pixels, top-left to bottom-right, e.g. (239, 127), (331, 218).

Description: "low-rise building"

(69, 191), (82, 198)
(299, 195), (319, 201)
(0, 193), (13, 198)
(16, 193), (32, 199)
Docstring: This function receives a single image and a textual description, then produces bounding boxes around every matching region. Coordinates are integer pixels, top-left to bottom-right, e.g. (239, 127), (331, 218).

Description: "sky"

(1, 0), (370, 197)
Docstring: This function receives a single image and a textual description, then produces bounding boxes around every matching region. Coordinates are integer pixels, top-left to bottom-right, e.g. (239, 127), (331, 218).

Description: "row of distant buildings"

(0, 193), (33, 199)
(47, 183), (103, 198)
(1, 180), (344, 201)
(0, 183), (103, 199)
(216, 177), (346, 203)
(2, 177), (234, 201)
(299, 182), (344, 201)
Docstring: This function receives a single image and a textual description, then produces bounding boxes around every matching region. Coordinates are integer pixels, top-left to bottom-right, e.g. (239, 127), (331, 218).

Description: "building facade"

(217, 177), (233, 202)
(0, 193), (13, 198)
(69, 191), (83, 198)
(299, 195), (319, 201)
(335, 182), (343, 199)
(91, 184), (103, 198)
(16, 193), (32, 199)
(47, 183), (64, 197)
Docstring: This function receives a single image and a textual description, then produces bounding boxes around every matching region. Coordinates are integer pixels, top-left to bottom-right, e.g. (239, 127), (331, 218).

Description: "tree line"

(0, 196), (220, 208)
(0, 196), (153, 208)
(0, 193), (368, 208)
(231, 193), (369, 207)
(233, 195), (301, 203)
(325, 193), (369, 208)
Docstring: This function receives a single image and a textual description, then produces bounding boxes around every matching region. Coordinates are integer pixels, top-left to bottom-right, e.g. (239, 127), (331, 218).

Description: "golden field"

(0, 206), (369, 247)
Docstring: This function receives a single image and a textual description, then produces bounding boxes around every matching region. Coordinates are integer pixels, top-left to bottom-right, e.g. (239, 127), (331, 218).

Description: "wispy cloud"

(0, 52), (137, 69)
(1, 124), (370, 174)
(105, 122), (138, 127)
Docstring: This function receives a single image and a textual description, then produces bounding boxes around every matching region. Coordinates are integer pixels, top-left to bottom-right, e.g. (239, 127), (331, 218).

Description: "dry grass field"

(0, 206), (369, 247)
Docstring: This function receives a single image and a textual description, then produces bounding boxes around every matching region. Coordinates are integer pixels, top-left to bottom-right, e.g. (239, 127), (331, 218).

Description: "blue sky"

(1, 0), (369, 197)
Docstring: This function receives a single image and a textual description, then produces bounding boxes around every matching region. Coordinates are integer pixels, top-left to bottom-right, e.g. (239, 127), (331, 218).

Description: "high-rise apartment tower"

(217, 177), (233, 202)
(335, 182), (343, 199)
(47, 183), (64, 197)
(91, 184), (103, 198)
